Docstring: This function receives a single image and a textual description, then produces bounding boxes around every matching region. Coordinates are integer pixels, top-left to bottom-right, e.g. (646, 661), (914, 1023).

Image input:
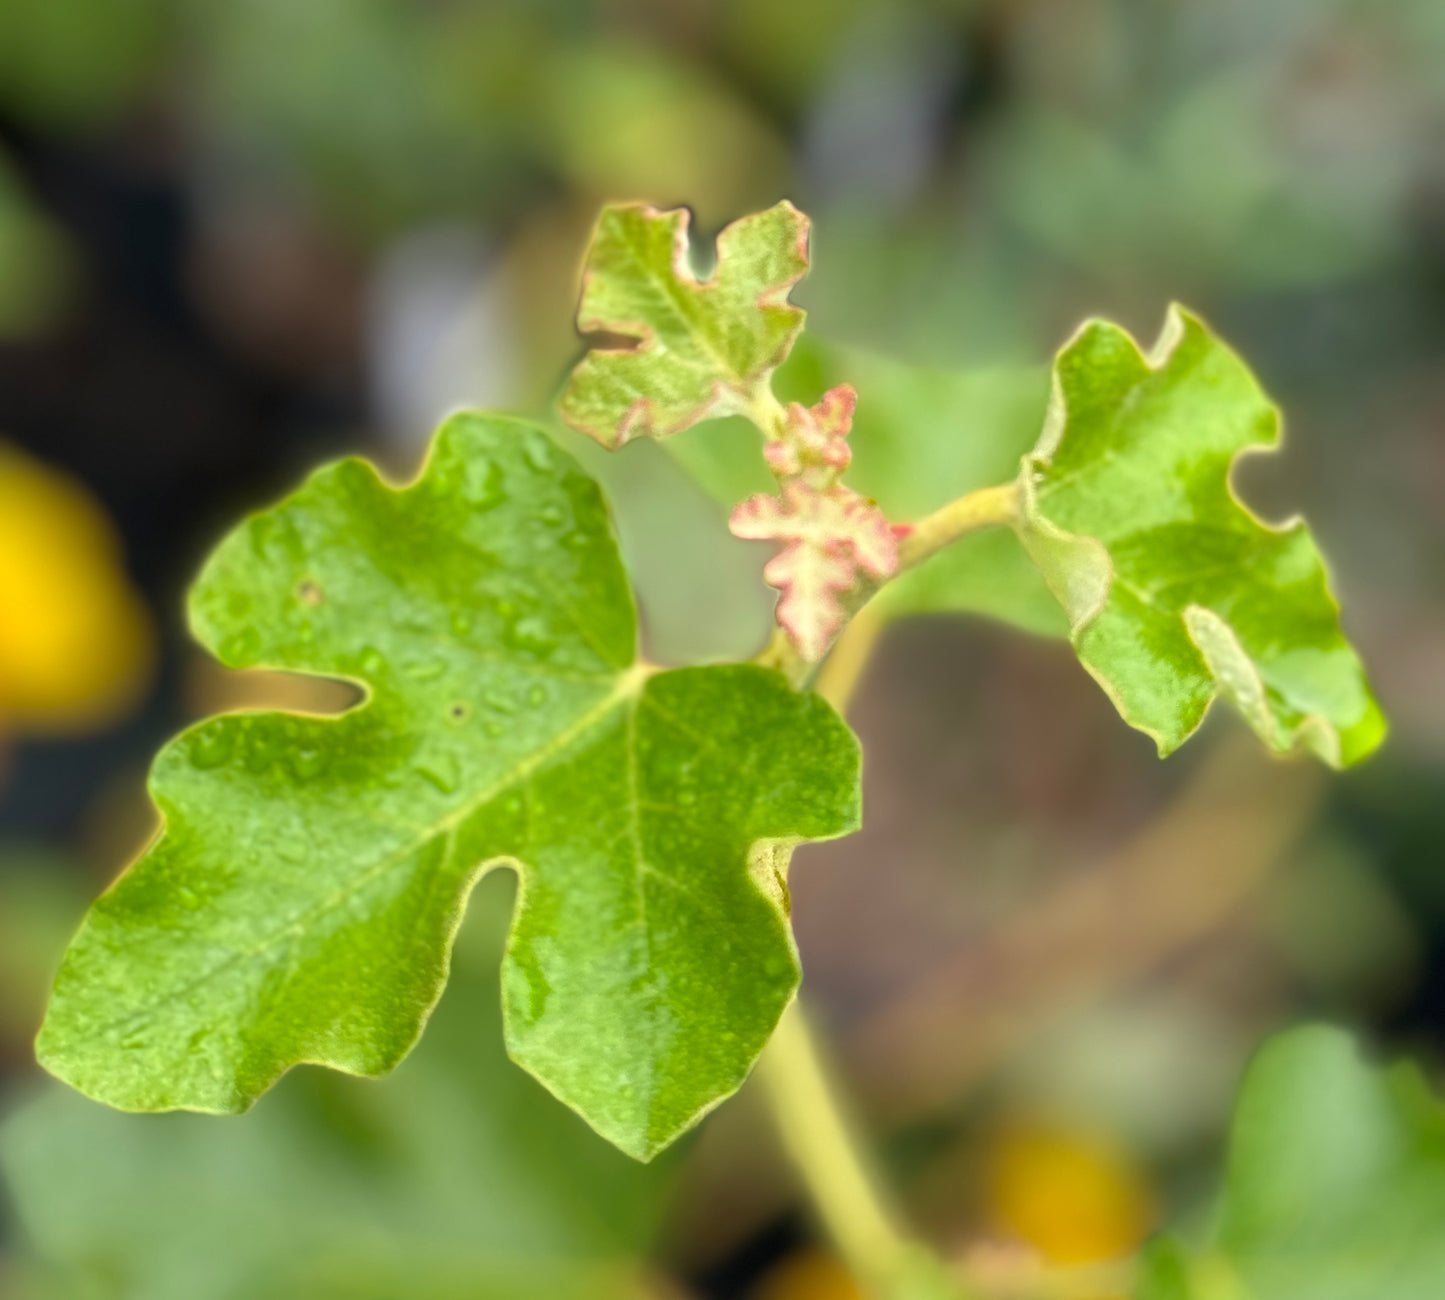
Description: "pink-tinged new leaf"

(764, 385), (857, 482)
(731, 483), (897, 662)
(559, 202), (810, 447)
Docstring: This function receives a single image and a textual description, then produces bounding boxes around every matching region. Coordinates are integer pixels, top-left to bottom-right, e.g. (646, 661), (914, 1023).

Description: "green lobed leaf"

(558, 200), (810, 447)
(1137, 1025), (1445, 1300)
(4, 882), (671, 1300)
(1017, 305), (1385, 766)
(35, 412), (860, 1161)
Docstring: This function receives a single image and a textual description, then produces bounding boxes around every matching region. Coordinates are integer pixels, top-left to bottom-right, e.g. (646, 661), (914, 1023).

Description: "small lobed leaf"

(1017, 305), (1385, 766)
(1137, 1026), (1445, 1300)
(36, 413), (861, 1161)
(730, 384), (897, 663)
(558, 200), (810, 448)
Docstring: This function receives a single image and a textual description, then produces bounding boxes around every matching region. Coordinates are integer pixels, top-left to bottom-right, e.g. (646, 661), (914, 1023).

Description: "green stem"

(757, 1002), (961, 1298)
(756, 1004), (910, 1281)
(896, 482), (1019, 573)
(754, 612), (971, 1299)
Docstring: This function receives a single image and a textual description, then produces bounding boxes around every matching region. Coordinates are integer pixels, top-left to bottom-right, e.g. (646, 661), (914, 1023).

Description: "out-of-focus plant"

(14, 199), (1409, 1300)
(0, 154), (74, 341)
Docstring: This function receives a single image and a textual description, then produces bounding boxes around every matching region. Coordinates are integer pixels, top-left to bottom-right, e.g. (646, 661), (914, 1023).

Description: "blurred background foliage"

(0, 0), (1442, 1296)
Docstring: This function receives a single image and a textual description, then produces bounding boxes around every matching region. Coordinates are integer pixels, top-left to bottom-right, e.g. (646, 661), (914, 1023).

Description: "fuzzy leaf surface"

(558, 201), (809, 447)
(1018, 306), (1384, 765)
(1138, 1026), (1445, 1300)
(36, 413), (860, 1160)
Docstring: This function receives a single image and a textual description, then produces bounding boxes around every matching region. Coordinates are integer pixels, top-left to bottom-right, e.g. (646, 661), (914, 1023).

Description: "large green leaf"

(1017, 306), (1385, 765)
(557, 200), (810, 447)
(1138, 1025), (1445, 1300)
(36, 412), (860, 1160)
(665, 334), (1064, 637)
(4, 881), (671, 1300)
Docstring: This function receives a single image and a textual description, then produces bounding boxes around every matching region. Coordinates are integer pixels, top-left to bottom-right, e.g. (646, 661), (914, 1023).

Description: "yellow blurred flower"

(0, 441), (153, 733)
(986, 1120), (1153, 1271)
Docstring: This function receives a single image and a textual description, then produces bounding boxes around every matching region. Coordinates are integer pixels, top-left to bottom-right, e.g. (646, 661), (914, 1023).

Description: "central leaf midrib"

(86, 665), (655, 1046)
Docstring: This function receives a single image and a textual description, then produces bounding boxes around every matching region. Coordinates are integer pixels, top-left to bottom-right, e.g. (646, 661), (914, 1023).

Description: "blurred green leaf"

(1138, 1025), (1445, 1300)
(0, 156), (75, 339)
(1016, 306), (1384, 765)
(4, 877), (670, 1300)
(0, 846), (90, 1054)
(0, 0), (171, 128)
(36, 412), (860, 1159)
(540, 42), (788, 224)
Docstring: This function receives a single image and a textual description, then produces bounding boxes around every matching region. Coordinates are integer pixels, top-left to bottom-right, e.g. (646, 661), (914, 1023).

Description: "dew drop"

(483, 689), (516, 715)
(190, 727), (235, 771)
(418, 755), (459, 794)
(505, 616), (556, 657)
(540, 504), (566, 527)
(471, 460), (508, 511)
(244, 734), (279, 775)
(249, 514), (276, 560)
(358, 647), (386, 679)
(522, 431), (554, 472)
(290, 746), (326, 781)
(526, 683), (548, 708)
(221, 627), (261, 663)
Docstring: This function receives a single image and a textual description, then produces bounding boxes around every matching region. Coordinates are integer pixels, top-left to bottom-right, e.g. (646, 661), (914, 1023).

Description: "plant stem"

(756, 612), (970, 1299)
(897, 482), (1019, 573)
(756, 1002), (931, 1296)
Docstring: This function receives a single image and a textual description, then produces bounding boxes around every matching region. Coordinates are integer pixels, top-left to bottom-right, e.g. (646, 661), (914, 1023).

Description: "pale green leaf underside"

(1138, 1026), (1445, 1300)
(1019, 306), (1385, 766)
(36, 413), (860, 1160)
(558, 200), (809, 447)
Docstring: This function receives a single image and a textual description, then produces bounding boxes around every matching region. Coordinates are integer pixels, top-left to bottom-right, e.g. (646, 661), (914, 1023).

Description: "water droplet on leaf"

(289, 746), (326, 781)
(523, 432), (554, 472)
(190, 727), (235, 770)
(418, 755), (459, 794)
(505, 616), (555, 657)
(221, 628), (261, 663)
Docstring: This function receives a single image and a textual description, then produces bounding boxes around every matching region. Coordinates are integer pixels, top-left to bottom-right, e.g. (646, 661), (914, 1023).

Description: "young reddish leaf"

(731, 485), (896, 663)
(558, 201), (810, 447)
(730, 386), (897, 662)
